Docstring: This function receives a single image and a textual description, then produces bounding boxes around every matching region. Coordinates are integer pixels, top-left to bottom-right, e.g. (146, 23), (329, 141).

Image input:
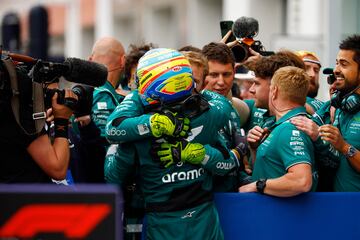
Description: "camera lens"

(231, 44), (248, 63)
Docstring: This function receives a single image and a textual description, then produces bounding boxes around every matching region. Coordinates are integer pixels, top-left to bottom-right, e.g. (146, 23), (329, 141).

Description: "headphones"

(331, 86), (360, 113)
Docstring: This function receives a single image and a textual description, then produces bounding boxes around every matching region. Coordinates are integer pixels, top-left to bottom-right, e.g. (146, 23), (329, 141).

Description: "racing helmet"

(136, 48), (194, 106)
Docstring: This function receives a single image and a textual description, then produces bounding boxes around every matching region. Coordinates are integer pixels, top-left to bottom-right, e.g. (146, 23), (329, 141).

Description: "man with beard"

(319, 35), (360, 191)
(297, 51), (321, 98)
(297, 50), (324, 113)
(294, 35), (360, 191)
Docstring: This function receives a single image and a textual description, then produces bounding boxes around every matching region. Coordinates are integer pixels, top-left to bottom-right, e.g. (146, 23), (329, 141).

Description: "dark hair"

(124, 43), (156, 81)
(202, 42), (235, 67)
(254, 50), (305, 79)
(277, 50), (305, 70)
(339, 34), (360, 68)
(178, 45), (202, 52)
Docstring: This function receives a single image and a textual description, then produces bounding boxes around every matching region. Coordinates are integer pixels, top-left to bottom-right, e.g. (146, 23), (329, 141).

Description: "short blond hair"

(271, 66), (309, 105)
(181, 51), (209, 77)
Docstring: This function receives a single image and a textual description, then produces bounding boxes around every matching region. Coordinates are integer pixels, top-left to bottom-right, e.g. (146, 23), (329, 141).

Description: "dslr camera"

(221, 17), (274, 62)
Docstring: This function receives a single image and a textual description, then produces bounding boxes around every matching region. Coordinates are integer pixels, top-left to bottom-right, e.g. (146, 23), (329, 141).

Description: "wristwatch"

(345, 145), (357, 158)
(256, 179), (267, 194)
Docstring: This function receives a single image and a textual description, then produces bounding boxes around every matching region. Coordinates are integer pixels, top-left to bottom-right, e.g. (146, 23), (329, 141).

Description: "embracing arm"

(239, 163), (312, 197)
(104, 143), (137, 186)
(106, 93), (189, 143)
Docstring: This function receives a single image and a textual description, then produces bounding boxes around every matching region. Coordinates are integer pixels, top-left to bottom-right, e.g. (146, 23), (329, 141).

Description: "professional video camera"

(29, 58), (107, 116)
(0, 50), (108, 134)
(229, 16), (274, 62)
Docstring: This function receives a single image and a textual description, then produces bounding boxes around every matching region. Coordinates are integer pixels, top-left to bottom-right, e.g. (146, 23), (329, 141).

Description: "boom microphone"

(63, 58), (108, 87)
(2, 50), (108, 87)
(30, 57), (108, 87)
(232, 16), (259, 39)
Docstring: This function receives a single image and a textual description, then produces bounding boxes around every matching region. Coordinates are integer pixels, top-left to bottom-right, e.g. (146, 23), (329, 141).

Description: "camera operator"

(0, 75), (76, 183)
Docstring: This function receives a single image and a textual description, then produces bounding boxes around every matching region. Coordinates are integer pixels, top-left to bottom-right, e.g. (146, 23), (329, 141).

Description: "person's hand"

(220, 30), (233, 44)
(150, 110), (190, 138)
(46, 108), (54, 123)
(74, 115), (91, 127)
(52, 91), (77, 120)
(242, 48), (261, 67)
(247, 126), (269, 150)
(290, 116), (319, 141)
(239, 181), (257, 193)
(319, 124), (347, 153)
(244, 160), (252, 175)
(152, 139), (205, 168)
(231, 130), (249, 168)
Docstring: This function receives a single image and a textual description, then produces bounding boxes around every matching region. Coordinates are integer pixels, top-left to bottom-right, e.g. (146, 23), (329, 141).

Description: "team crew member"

(105, 48), (241, 239)
(74, 37), (126, 183)
(294, 36), (360, 192)
(290, 69), (339, 192)
(325, 35), (360, 191)
(90, 37), (126, 139)
(202, 42), (250, 189)
(296, 50), (324, 113)
(240, 66), (316, 197)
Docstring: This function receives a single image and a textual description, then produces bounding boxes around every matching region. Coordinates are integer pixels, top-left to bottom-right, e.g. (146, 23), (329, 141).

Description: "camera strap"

(2, 59), (45, 135)
(32, 81), (46, 132)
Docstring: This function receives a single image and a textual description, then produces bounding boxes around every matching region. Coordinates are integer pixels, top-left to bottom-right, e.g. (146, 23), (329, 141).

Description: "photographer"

(0, 64), (76, 182)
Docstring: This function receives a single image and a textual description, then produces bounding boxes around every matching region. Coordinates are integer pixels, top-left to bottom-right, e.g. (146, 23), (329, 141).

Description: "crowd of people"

(1, 24), (360, 239)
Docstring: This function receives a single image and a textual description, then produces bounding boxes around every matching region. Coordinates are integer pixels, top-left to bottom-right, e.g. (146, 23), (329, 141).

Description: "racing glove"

(231, 130), (248, 160)
(152, 139), (205, 168)
(150, 110), (190, 138)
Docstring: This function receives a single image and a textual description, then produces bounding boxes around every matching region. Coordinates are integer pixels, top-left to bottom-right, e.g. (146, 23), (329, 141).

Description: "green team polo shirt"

(252, 107), (316, 187)
(244, 98), (323, 133)
(333, 109), (360, 191)
(243, 99), (270, 132)
(306, 97), (324, 113)
(92, 81), (124, 137)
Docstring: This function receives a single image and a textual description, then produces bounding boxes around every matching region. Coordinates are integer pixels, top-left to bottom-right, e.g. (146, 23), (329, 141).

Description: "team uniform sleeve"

(203, 90), (234, 128)
(201, 136), (241, 176)
(104, 143), (137, 186)
(92, 91), (118, 137)
(105, 92), (154, 143)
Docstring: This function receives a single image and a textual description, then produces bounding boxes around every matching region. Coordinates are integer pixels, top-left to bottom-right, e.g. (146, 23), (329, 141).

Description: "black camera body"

(230, 39), (273, 63)
(230, 16), (274, 62)
(1, 57), (97, 120)
(44, 85), (94, 117)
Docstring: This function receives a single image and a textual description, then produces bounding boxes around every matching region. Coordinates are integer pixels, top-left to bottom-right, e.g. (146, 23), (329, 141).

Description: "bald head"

(90, 37), (125, 68)
(90, 37), (125, 86)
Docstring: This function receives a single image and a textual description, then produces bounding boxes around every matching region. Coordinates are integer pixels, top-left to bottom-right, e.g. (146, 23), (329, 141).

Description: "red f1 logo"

(0, 203), (111, 238)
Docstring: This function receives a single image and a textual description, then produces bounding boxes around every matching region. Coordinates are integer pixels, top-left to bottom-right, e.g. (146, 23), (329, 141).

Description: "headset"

(331, 86), (360, 114)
